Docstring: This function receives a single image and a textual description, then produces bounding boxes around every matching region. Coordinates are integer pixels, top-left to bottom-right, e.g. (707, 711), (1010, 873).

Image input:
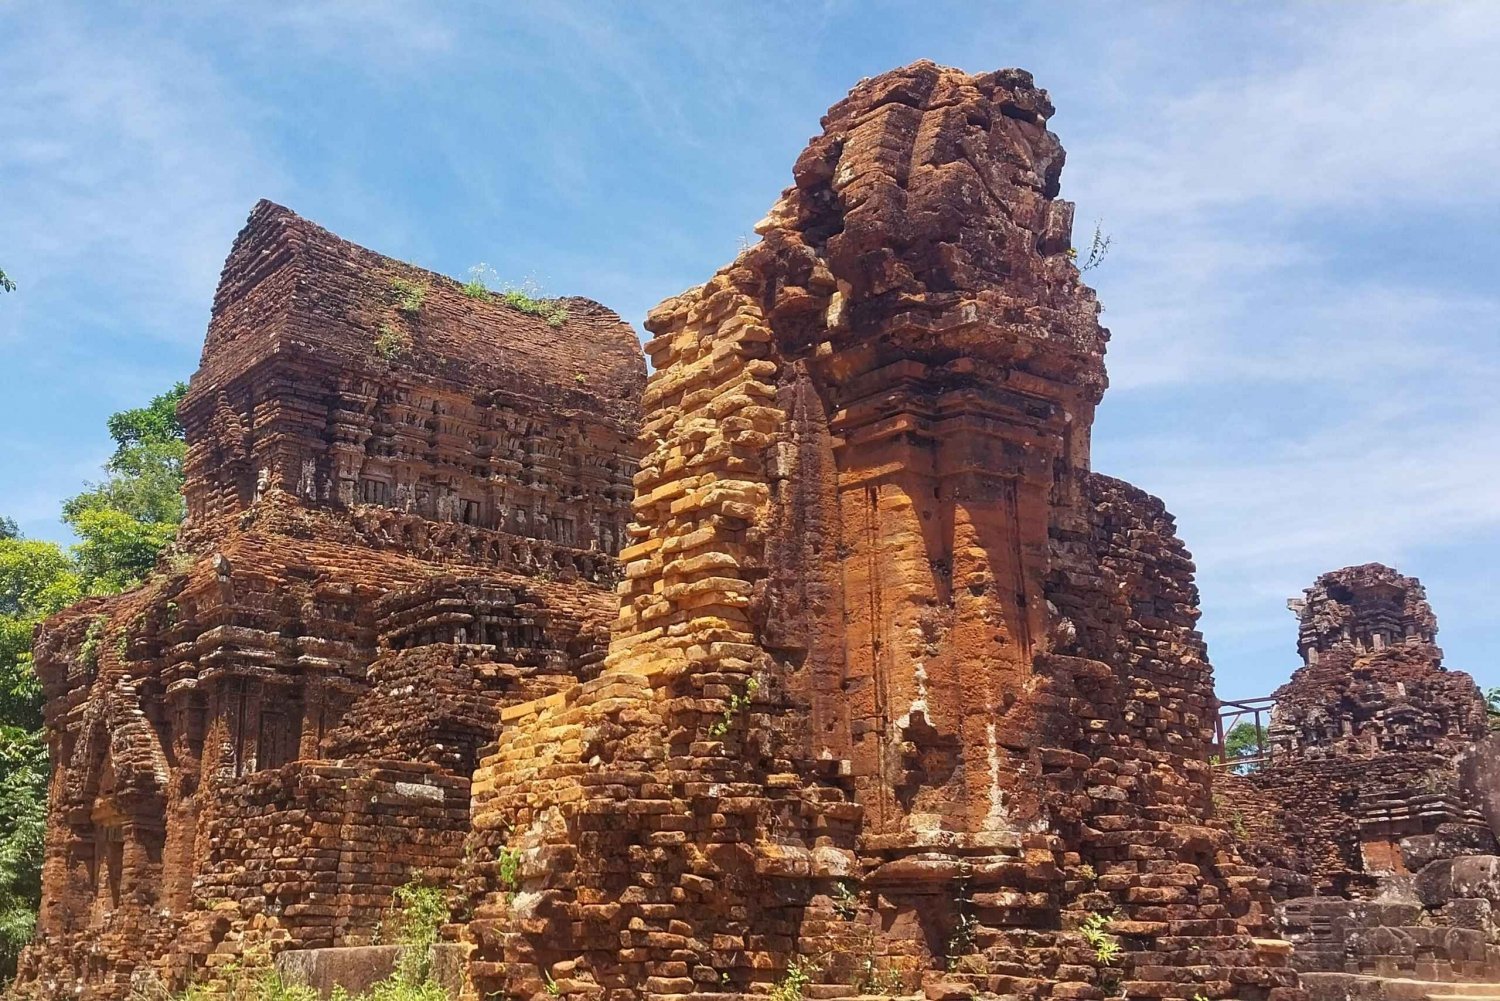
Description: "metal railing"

(1213, 696), (1278, 771)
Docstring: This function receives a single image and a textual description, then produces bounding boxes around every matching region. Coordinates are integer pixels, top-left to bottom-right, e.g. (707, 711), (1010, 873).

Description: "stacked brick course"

(12, 204), (644, 1000)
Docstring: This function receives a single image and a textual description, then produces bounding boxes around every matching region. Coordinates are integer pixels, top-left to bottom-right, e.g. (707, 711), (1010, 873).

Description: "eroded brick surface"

(1228, 565), (1490, 899)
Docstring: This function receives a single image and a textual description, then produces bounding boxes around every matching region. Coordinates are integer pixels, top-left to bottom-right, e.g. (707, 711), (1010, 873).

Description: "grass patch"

(460, 268), (569, 327)
(460, 263), (494, 300)
(374, 323), (412, 361)
(388, 277), (427, 315)
(500, 288), (569, 328)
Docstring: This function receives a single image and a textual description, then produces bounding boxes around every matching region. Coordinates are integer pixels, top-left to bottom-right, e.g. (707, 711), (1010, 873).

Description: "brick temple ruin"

(1217, 565), (1500, 1001)
(11, 60), (1500, 1001)
(14, 200), (646, 996)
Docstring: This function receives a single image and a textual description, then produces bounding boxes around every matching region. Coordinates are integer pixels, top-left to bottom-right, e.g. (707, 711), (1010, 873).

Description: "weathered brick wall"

(1212, 773), (1314, 902)
(190, 762), (469, 958)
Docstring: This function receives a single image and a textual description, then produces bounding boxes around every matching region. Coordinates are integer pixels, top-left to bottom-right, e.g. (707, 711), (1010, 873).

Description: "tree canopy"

(60, 382), (186, 594)
(1221, 720), (1268, 774)
(0, 534), (76, 975)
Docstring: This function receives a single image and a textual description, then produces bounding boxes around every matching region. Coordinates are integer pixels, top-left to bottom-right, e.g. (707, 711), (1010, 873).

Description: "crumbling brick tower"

(1249, 564), (1490, 896)
(1218, 564), (1499, 994)
(464, 62), (1296, 1001)
(14, 203), (645, 1000)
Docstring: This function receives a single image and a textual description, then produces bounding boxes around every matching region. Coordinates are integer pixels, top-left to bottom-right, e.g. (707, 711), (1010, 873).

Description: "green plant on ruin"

(854, 957), (903, 996)
(78, 616), (107, 669)
(541, 970), (562, 998)
(497, 845), (524, 900)
(340, 971), (447, 1001)
(384, 882), (447, 949)
(1068, 220), (1112, 273)
(335, 880), (449, 1001)
(1212, 789), (1249, 839)
(388, 277), (427, 316)
(1080, 911), (1121, 965)
(944, 881), (978, 969)
(708, 675), (760, 738)
(1075, 863), (1097, 883)
(945, 911), (979, 970)
(131, 944), (320, 1001)
(831, 879), (860, 920)
(769, 957), (815, 1001)
(374, 323), (412, 362)
(112, 629), (128, 662)
(460, 264), (495, 301)
(497, 277), (569, 328)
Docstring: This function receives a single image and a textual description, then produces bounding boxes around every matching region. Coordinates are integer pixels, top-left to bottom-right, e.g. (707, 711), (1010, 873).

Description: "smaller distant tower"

(1268, 563), (1480, 761)
(1287, 562), (1438, 667)
(1234, 563), (1492, 900)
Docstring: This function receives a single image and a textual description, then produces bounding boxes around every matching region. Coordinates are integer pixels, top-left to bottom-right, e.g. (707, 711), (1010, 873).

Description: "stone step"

(1302, 973), (1500, 1001)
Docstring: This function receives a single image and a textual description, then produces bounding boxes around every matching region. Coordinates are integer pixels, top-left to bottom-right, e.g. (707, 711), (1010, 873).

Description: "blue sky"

(2, 1), (1497, 701)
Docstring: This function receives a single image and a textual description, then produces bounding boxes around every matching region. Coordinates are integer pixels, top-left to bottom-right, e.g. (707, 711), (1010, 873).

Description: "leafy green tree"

(0, 268), (14, 294)
(62, 383), (187, 594)
(1223, 720), (1268, 774)
(104, 384), (186, 462)
(0, 725), (47, 976)
(0, 530), (80, 978)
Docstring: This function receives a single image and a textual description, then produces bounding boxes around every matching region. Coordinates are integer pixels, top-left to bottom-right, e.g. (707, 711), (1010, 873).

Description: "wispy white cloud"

(1074, 4), (1500, 217)
(0, 6), (279, 347)
(0, 5), (282, 540)
(246, 1), (457, 60)
(1065, 3), (1500, 693)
